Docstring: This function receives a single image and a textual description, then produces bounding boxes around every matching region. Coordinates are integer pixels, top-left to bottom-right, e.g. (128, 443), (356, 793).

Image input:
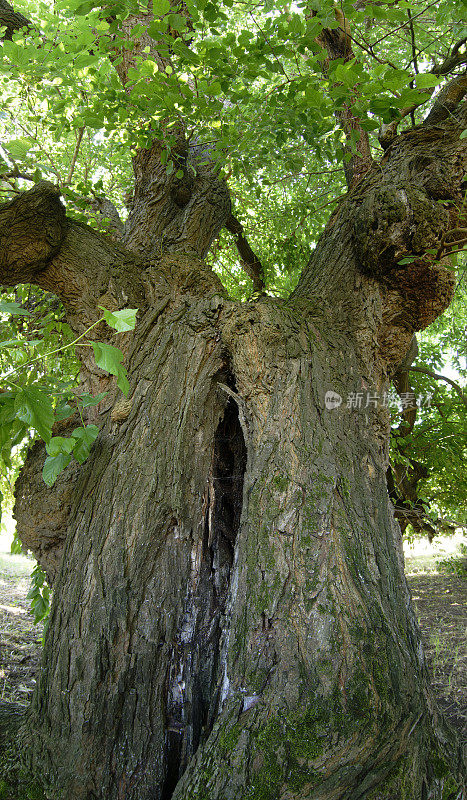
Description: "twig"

(371, 1), (439, 47)
(65, 126), (85, 186)
(409, 367), (467, 408)
(3, 317), (104, 383)
(0, 168), (37, 183)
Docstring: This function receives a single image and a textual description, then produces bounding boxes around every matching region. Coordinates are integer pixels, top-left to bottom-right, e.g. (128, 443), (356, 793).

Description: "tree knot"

(353, 184), (450, 281)
(0, 181), (68, 286)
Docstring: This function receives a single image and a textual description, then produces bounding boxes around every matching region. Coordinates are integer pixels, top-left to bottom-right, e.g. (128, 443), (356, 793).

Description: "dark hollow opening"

(162, 395), (247, 800)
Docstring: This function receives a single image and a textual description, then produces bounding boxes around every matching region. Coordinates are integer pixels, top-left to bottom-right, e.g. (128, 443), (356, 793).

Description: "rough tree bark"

(1, 2), (467, 797)
(1, 106), (464, 800)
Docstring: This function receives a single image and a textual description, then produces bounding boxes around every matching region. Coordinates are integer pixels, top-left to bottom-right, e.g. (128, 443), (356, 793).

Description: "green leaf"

(0, 338), (29, 348)
(167, 13), (187, 31)
(92, 341), (124, 372)
(116, 368), (130, 396)
(206, 80), (222, 96)
(82, 113), (104, 128)
(153, 0), (170, 14)
(26, 584), (39, 600)
(55, 402), (74, 421)
(0, 302), (31, 316)
(395, 88), (431, 107)
(31, 594), (49, 623)
(42, 452), (72, 486)
(91, 342), (130, 395)
(334, 63), (360, 89)
(415, 73), (442, 90)
(46, 436), (76, 456)
(10, 532), (23, 555)
(77, 392), (108, 408)
(5, 138), (33, 161)
(99, 306), (138, 332)
(0, 396), (16, 426)
(71, 424), (99, 463)
(15, 386), (54, 443)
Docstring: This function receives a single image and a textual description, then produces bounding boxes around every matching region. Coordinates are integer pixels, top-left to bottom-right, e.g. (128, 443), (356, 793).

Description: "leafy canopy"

(0, 0), (466, 290)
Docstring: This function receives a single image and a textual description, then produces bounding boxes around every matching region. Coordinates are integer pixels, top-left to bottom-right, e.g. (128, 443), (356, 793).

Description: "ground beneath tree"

(0, 574), (43, 706)
(0, 538), (465, 740)
(408, 572), (466, 739)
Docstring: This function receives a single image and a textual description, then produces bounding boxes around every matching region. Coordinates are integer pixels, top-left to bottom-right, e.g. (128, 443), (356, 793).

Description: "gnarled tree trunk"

(2, 100), (467, 800)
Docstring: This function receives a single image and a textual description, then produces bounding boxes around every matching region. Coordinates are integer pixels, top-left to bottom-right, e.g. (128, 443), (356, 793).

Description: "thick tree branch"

(0, 0), (30, 39)
(0, 170), (125, 245)
(225, 214), (265, 293)
(123, 139), (231, 260)
(423, 72), (467, 126)
(0, 182), (145, 326)
(293, 111), (466, 387)
(435, 36), (467, 76)
(0, 181), (67, 285)
(314, 8), (373, 189)
(105, 1), (185, 86)
(101, 7), (233, 262)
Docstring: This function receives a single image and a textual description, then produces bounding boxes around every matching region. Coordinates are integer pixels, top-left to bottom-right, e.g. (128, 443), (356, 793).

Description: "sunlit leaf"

(71, 424), (99, 462)
(42, 452), (72, 486)
(100, 307), (138, 332)
(15, 386), (54, 443)
(0, 302), (31, 317)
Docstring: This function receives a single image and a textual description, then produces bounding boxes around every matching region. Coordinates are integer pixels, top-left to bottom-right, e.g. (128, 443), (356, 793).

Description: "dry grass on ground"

(408, 573), (466, 739)
(0, 574), (43, 707)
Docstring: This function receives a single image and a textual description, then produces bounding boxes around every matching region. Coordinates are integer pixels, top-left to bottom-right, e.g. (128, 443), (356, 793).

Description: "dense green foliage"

(410, 291), (467, 527)
(1, 0), (466, 287)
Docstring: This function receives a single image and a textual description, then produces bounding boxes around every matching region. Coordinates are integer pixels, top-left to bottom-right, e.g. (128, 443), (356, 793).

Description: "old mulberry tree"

(0, 0), (466, 797)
